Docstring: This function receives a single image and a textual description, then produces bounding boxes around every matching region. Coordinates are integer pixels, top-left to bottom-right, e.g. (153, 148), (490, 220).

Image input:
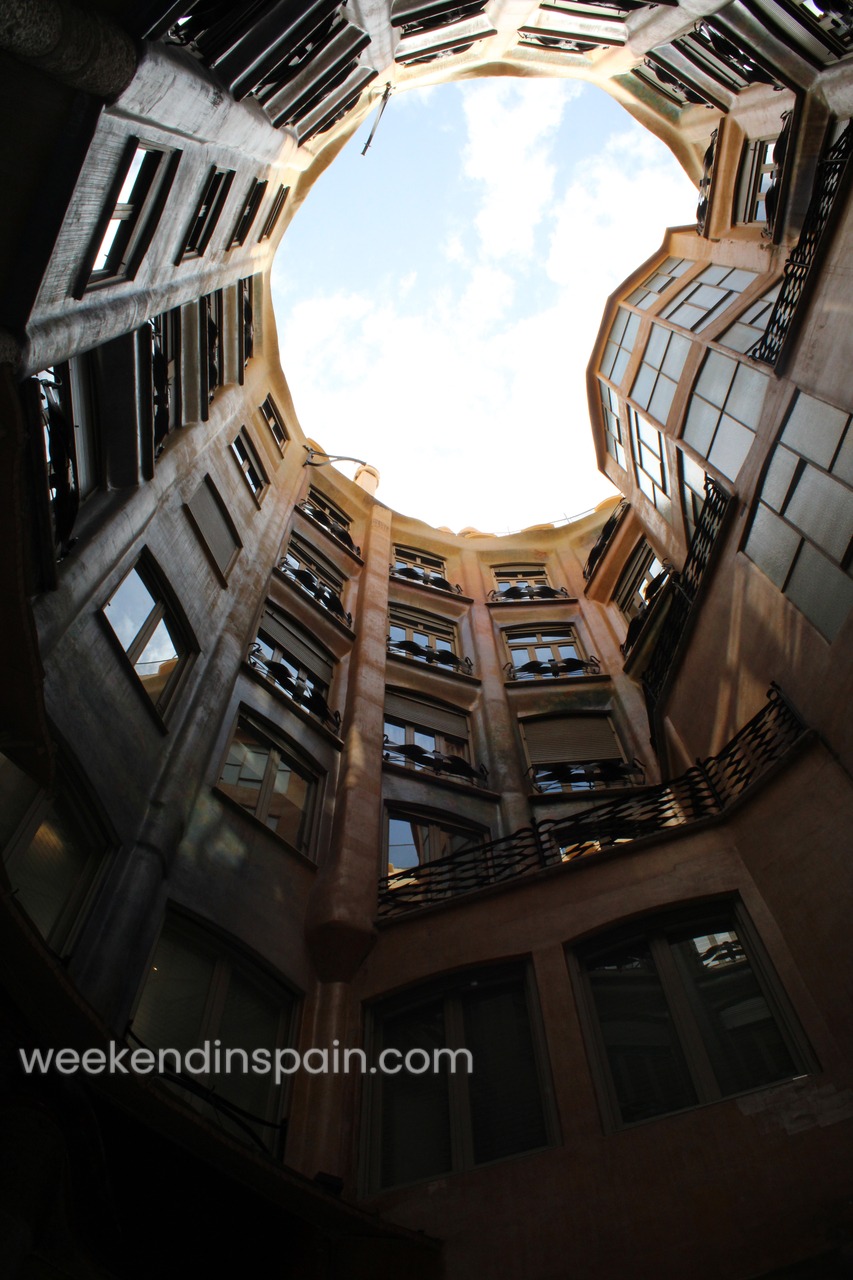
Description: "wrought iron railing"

(383, 738), (488, 785)
(297, 499), (360, 555)
(583, 500), (628, 581)
(389, 563), (462, 594)
(387, 636), (473, 673)
(277, 560), (352, 627)
(641, 475), (733, 702)
(377, 687), (805, 916)
(248, 647), (341, 731)
(529, 756), (644, 793)
(750, 121), (852, 367)
(488, 583), (569, 602)
(697, 129), (717, 237)
(506, 655), (601, 681)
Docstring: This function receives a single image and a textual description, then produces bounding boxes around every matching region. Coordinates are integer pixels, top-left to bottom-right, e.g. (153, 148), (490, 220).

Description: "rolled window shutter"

(385, 691), (468, 739)
(523, 715), (620, 764)
(261, 608), (334, 685)
(187, 479), (239, 575)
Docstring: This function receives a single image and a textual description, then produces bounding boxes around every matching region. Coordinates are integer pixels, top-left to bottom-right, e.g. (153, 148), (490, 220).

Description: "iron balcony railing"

(488, 583), (569, 602)
(377, 686), (805, 916)
(642, 475), (733, 703)
(247, 646), (341, 731)
(389, 563), (462, 594)
(529, 756), (644, 793)
(387, 636), (473, 674)
(297, 499), (360, 556)
(696, 128), (717, 237)
(383, 738), (488, 786)
(583, 500), (628, 581)
(751, 120), (852, 367)
(277, 559), (352, 627)
(506, 655), (601, 681)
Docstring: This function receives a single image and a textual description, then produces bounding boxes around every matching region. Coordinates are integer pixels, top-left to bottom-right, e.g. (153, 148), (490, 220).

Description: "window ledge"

(487, 596), (578, 609)
(274, 568), (356, 639)
(504, 673), (611, 691)
(293, 507), (364, 565)
(388, 575), (473, 610)
(381, 759), (500, 801)
(385, 650), (480, 686)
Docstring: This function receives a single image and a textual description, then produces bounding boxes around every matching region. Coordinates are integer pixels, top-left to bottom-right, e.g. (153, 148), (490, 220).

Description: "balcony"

(529, 756), (644, 793)
(277, 559), (352, 627)
(506, 654), (601, 681)
(488, 583), (569, 603)
(583, 499), (628, 581)
(389, 563), (462, 594)
(387, 635), (473, 673)
(377, 686), (806, 916)
(297, 498), (360, 555)
(383, 738), (488, 785)
(247, 647), (341, 732)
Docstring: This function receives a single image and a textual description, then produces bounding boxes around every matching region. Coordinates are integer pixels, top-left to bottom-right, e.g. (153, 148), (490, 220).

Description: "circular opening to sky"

(272, 78), (698, 535)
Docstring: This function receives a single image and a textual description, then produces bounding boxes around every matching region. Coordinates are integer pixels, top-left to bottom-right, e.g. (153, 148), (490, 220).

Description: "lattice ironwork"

(377, 687), (805, 916)
(583, 499), (628, 580)
(750, 121), (853, 366)
(642, 475), (732, 701)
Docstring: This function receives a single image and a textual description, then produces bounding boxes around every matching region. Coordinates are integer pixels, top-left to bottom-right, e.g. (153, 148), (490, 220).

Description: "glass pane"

(104, 568), (156, 651)
(463, 979), (548, 1163)
(266, 757), (310, 845)
(217, 968), (287, 1117)
(671, 927), (798, 1096)
(379, 1000), (451, 1187)
(585, 939), (697, 1123)
(136, 617), (180, 704)
(384, 719), (406, 745)
(388, 818), (428, 871)
(132, 930), (214, 1057)
(9, 805), (91, 942)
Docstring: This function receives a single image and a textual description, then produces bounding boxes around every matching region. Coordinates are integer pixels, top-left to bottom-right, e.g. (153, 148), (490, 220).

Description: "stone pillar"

(0, 0), (137, 98)
(305, 504), (392, 981)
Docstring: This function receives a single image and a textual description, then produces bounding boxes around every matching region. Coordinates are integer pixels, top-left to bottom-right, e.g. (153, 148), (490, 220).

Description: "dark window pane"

(380, 1001), (452, 1186)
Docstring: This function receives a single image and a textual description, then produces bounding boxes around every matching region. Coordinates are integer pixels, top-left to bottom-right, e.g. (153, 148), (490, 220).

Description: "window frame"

(259, 395), (289, 453)
(613, 539), (664, 620)
(101, 552), (196, 718)
(735, 137), (777, 225)
(216, 712), (321, 856)
(230, 177), (268, 247)
(388, 604), (468, 670)
(628, 406), (672, 521)
(504, 624), (595, 679)
(521, 712), (634, 793)
(75, 138), (180, 296)
(568, 900), (817, 1133)
(363, 961), (555, 1192)
(129, 912), (299, 1156)
(176, 165), (236, 262)
(230, 426), (269, 504)
(258, 183), (289, 241)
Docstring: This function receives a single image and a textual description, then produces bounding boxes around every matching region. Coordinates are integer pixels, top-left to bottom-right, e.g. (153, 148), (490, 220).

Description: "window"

(32, 360), (99, 558)
(613, 540), (664, 620)
(386, 808), (485, 875)
(186, 476), (241, 580)
(218, 715), (319, 853)
(259, 395), (288, 452)
(522, 714), (636, 792)
(384, 691), (483, 783)
(660, 264), (758, 332)
(388, 605), (469, 672)
(258, 183), (289, 240)
(102, 556), (193, 714)
(76, 140), (179, 294)
(625, 256), (691, 310)
(366, 965), (551, 1190)
(629, 324), (691, 426)
(300, 487), (358, 553)
(230, 427), (268, 501)
(0, 753), (109, 955)
(683, 351), (768, 481)
(131, 915), (297, 1153)
(239, 276), (254, 369)
(176, 165), (235, 261)
(504, 625), (596, 679)
(680, 451), (709, 542)
(230, 178), (268, 247)
(572, 903), (813, 1129)
(600, 307), (641, 384)
(249, 604), (338, 729)
(736, 139), (776, 224)
(391, 546), (456, 592)
(744, 391), (853, 640)
(599, 382), (627, 471)
(491, 565), (566, 602)
(279, 535), (351, 626)
(150, 308), (181, 454)
(628, 407), (671, 520)
(199, 291), (223, 408)
(719, 282), (782, 354)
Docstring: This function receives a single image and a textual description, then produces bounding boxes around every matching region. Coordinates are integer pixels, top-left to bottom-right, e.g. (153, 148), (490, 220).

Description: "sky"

(271, 77), (698, 535)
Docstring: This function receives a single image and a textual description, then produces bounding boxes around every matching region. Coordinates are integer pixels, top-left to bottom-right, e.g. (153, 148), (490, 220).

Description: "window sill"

(242, 662), (344, 749)
(381, 759), (500, 801)
(487, 595), (578, 609)
(293, 506), (364, 565)
(505, 673), (610, 691)
(385, 650), (480, 686)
